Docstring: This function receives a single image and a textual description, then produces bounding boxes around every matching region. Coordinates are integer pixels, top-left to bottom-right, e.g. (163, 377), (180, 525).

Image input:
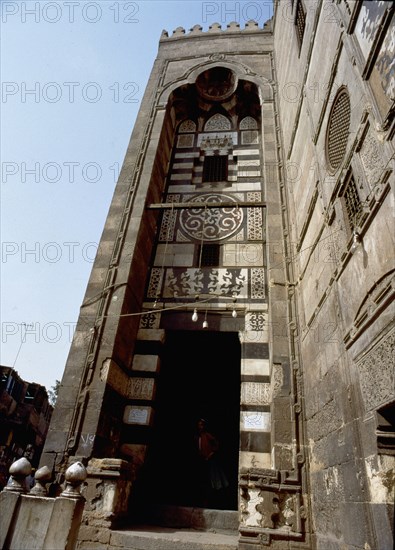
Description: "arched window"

(239, 116), (258, 130)
(204, 114), (231, 132)
(178, 119), (196, 133)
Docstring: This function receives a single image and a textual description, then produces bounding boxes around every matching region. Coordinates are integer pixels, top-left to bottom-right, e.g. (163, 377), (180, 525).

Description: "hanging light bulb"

(232, 297), (237, 318)
(192, 308), (198, 322)
(203, 310), (208, 329)
(350, 230), (361, 254)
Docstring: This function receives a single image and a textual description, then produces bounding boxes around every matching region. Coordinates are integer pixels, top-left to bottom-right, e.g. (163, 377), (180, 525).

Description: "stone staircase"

(107, 506), (239, 550)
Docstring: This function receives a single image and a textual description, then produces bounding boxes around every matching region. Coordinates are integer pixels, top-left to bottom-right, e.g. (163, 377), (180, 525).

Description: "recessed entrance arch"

(133, 329), (241, 516)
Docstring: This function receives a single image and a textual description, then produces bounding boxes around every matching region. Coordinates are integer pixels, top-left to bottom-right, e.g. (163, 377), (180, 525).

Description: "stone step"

(145, 505), (239, 533)
(108, 525), (239, 550)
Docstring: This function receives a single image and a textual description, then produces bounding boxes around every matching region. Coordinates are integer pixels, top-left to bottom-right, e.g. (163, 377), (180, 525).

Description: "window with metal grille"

(198, 244), (220, 267)
(342, 173), (363, 230)
(203, 155), (228, 182)
(295, 0), (306, 49)
(326, 88), (351, 172)
(376, 403), (395, 456)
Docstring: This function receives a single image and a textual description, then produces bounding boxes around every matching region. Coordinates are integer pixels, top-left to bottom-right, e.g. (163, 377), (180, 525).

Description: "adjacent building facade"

(41, 1), (394, 548)
(0, 366), (53, 489)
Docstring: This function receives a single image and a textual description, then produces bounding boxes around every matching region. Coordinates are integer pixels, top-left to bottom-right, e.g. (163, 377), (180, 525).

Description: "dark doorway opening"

(133, 330), (240, 515)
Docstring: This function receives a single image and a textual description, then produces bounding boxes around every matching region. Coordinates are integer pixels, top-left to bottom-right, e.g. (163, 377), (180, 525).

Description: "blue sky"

(1, 0), (273, 390)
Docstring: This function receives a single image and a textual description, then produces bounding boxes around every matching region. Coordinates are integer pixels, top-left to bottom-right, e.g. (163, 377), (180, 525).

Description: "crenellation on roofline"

(160, 19), (272, 41)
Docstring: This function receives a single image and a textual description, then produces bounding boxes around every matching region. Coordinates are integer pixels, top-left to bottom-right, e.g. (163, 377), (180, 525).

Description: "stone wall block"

(43, 496), (86, 550)
(0, 491), (20, 548)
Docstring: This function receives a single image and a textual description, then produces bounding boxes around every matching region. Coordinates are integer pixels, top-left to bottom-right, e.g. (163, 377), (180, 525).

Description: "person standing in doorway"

(194, 418), (229, 508)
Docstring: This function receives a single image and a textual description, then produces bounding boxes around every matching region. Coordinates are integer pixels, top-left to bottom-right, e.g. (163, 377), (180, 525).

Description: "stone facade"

(274, 1), (394, 549)
(40, 2), (394, 549)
